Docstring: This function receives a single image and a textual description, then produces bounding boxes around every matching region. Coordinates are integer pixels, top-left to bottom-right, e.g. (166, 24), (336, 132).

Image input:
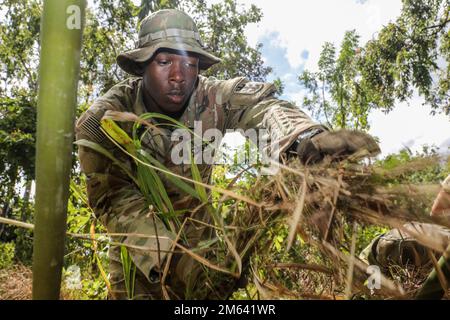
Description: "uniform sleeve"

(224, 79), (327, 157)
(75, 102), (174, 281)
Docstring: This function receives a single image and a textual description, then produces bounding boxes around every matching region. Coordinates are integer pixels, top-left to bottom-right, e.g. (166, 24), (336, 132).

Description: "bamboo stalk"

(32, 0), (85, 300)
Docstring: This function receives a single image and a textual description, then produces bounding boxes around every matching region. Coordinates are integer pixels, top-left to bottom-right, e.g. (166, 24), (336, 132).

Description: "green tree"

(359, 0), (449, 115)
(189, 0), (271, 81)
(137, 0), (180, 22)
(0, 1), (40, 240)
(299, 30), (369, 130)
(299, 0), (449, 130)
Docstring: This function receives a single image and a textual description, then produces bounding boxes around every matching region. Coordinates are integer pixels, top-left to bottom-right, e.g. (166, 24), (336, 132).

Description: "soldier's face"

(143, 50), (199, 114)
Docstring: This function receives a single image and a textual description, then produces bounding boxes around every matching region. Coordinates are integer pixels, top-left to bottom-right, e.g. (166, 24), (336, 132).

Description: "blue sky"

(233, 0), (450, 158)
(258, 31), (307, 102)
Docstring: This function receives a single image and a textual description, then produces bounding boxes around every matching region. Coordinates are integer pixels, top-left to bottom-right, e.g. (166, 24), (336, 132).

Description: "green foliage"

(359, 0), (449, 114)
(299, 30), (370, 130)
(300, 0), (449, 131)
(0, 95), (36, 181)
(14, 228), (33, 265)
(272, 77), (285, 96)
(190, 0), (271, 81)
(0, 242), (15, 269)
(62, 175), (109, 300)
(61, 263), (108, 300)
(0, 1), (40, 243)
(79, 0), (138, 98)
(344, 224), (388, 255)
(375, 145), (449, 184)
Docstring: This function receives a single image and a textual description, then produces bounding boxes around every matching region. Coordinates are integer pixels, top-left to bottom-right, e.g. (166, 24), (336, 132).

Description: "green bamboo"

(32, 0), (85, 300)
(415, 244), (450, 300)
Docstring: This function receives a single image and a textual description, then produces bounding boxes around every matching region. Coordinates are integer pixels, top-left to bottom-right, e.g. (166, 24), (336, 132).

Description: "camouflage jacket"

(75, 75), (324, 281)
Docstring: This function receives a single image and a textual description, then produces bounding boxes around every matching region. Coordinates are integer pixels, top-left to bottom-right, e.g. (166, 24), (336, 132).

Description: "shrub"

(0, 242), (15, 269)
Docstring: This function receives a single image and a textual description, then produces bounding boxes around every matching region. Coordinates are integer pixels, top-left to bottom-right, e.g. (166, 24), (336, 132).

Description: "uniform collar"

(133, 79), (147, 116)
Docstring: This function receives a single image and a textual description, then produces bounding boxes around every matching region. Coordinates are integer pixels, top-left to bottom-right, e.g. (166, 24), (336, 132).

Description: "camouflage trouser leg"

(107, 210), (220, 300)
(359, 222), (450, 269)
(108, 245), (164, 300)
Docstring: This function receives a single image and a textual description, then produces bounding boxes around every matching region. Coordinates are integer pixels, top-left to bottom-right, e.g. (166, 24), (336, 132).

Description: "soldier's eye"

(184, 58), (199, 68)
(157, 60), (171, 66)
(185, 62), (198, 68)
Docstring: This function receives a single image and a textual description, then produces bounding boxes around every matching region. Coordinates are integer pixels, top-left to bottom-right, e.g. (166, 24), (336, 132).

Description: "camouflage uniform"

(359, 222), (450, 269)
(76, 9), (378, 299)
(360, 175), (450, 270)
(76, 74), (325, 299)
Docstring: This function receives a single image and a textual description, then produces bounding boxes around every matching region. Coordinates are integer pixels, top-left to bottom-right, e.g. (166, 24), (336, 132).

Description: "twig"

(324, 166), (344, 241)
(345, 221), (358, 299)
(271, 262), (333, 275)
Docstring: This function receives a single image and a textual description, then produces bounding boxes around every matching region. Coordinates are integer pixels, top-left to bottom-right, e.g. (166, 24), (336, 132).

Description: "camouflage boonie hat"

(117, 9), (221, 76)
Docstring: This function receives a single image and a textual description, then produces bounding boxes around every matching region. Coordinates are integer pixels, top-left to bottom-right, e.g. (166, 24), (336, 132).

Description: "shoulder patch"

(195, 76), (245, 106)
(234, 82), (264, 95)
(229, 80), (276, 108)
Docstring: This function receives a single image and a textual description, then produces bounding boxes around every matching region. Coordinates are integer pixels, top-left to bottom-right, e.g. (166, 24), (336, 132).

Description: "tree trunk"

(0, 165), (18, 239)
(32, 0), (85, 300)
(21, 179), (32, 222)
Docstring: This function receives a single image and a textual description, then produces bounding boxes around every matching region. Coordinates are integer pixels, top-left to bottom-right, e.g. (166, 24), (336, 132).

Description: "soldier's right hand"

(294, 129), (381, 165)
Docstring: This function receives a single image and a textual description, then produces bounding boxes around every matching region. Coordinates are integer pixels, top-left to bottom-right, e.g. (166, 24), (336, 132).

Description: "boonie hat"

(117, 9), (221, 76)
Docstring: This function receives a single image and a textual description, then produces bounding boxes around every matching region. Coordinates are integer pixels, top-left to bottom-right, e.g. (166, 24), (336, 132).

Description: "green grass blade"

(100, 118), (136, 154)
(190, 153), (208, 203)
(138, 148), (200, 200)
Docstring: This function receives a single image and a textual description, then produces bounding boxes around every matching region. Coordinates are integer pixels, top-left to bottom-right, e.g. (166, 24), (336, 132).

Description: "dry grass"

(0, 264), (79, 300)
(0, 151), (447, 300)
(0, 264), (32, 300)
(208, 155), (450, 299)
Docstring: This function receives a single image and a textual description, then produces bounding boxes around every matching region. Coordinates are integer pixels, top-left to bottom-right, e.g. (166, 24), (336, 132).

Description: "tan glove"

(431, 175), (450, 217)
(294, 129), (381, 164)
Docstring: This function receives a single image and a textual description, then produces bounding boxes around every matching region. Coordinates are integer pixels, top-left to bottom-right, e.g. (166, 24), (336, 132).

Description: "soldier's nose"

(169, 63), (185, 84)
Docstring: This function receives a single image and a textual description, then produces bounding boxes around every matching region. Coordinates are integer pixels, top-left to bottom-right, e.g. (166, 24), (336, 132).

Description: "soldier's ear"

(134, 61), (148, 77)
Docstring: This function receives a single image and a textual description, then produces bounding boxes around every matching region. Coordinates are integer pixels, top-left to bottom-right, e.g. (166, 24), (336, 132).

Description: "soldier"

(360, 175), (450, 272)
(76, 9), (379, 299)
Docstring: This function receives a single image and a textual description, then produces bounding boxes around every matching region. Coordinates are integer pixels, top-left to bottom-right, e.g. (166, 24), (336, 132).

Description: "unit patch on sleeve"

(235, 81), (264, 95)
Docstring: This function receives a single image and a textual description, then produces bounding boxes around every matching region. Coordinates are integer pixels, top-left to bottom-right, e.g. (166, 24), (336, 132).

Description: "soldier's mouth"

(168, 94), (184, 104)
(167, 91), (185, 104)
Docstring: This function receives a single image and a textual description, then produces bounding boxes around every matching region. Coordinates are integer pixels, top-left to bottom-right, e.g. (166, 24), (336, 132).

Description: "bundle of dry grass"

(83, 110), (448, 299)
(0, 155), (447, 300)
(208, 155), (449, 299)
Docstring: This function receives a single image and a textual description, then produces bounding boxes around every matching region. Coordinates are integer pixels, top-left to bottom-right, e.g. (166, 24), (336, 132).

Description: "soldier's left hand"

(294, 129), (381, 164)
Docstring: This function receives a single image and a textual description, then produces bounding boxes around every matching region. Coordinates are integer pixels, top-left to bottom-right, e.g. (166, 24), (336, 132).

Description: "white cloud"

(241, 0), (402, 71)
(234, 0), (449, 158)
(368, 94), (450, 157)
